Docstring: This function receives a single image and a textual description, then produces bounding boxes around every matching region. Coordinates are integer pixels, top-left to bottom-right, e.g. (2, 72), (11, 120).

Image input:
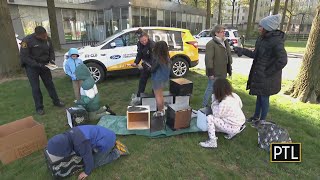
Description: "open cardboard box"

(0, 116), (47, 164)
(127, 106), (150, 130)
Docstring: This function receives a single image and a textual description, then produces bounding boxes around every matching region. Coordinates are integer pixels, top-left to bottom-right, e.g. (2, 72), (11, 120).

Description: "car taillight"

(232, 39), (238, 44)
(186, 41), (198, 48)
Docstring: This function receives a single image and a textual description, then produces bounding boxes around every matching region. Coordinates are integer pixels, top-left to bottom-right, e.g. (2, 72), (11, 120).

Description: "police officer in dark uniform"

(130, 28), (155, 97)
(20, 26), (64, 115)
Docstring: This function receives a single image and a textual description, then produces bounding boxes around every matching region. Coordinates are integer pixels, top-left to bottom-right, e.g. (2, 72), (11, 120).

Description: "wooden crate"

(127, 106), (150, 130)
(170, 78), (193, 96)
(166, 104), (192, 130)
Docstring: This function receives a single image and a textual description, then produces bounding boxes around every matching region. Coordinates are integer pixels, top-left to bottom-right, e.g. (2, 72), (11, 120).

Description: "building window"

(132, 7), (140, 27)
(121, 8), (129, 30)
(157, 10), (164, 26)
(150, 8), (157, 26)
(171, 12), (176, 27)
(176, 12), (182, 28)
(141, 8), (149, 27)
(112, 8), (120, 33)
(182, 13), (187, 28)
(19, 6), (50, 36)
(165, 10), (170, 27)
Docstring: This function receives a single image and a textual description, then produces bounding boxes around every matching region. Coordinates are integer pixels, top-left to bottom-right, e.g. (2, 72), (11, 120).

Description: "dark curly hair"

(213, 78), (233, 102)
(154, 41), (170, 65)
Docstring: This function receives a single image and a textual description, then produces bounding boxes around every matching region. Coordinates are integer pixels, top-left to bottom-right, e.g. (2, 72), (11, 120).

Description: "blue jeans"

(202, 78), (215, 107)
(253, 95), (270, 120)
(93, 146), (120, 168)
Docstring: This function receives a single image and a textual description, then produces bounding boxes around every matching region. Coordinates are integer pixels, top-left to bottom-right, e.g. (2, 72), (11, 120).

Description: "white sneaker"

(199, 138), (218, 148)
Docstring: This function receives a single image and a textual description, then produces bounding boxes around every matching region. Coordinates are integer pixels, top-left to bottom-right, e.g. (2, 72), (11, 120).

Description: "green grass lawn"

(0, 69), (319, 179)
(244, 40), (307, 54)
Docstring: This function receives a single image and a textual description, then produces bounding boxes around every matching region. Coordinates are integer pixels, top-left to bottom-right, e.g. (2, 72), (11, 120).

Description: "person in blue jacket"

(64, 48), (83, 100)
(47, 125), (129, 180)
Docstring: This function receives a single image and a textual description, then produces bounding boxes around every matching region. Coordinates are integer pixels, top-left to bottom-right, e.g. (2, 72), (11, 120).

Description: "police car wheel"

(171, 58), (189, 77)
(86, 62), (105, 83)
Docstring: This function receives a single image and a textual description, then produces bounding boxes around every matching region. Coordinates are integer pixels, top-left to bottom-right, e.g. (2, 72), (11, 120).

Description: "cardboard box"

(196, 107), (212, 131)
(170, 78), (193, 96)
(66, 106), (89, 128)
(0, 116), (47, 164)
(166, 104), (192, 130)
(127, 106), (150, 130)
(44, 148), (84, 179)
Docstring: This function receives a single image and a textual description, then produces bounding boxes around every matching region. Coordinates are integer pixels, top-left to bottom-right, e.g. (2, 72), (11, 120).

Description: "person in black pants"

(20, 26), (64, 115)
(130, 28), (155, 98)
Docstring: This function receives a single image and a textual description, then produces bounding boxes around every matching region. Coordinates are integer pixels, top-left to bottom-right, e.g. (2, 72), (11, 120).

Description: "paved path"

(55, 51), (303, 81)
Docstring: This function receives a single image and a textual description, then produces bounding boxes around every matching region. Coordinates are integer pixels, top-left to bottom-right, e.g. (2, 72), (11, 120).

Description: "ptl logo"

(270, 143), (301, 162)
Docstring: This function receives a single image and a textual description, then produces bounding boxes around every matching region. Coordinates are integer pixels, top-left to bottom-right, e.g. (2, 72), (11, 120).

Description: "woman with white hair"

(234, 14), (288, 126)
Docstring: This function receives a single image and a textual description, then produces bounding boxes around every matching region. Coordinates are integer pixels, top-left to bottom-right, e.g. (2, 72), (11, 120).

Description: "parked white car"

(194, 29), (242, 50)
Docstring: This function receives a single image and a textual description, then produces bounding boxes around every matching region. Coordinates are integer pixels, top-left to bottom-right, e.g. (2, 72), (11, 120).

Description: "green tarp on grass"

(97, 115), (204, 138)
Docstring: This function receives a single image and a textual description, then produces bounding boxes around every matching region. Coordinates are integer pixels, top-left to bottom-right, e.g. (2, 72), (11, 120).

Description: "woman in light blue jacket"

(64, 48), (83, 100)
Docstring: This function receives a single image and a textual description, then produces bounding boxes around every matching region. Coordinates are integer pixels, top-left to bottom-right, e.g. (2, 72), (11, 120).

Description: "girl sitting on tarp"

(74, 64), (115, 120)
(199, 78), (246, 148)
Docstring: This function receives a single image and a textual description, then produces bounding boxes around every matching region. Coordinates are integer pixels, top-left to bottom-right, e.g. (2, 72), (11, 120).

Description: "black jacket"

(242, 30), (288, 96)
(20, 33), (55, 68)
(134, 39), (155, 68)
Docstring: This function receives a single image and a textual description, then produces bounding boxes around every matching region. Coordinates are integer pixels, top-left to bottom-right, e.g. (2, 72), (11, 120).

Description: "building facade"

(8, 0), (206, 48)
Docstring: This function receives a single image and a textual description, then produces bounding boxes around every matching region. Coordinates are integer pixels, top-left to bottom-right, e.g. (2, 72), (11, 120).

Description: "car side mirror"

(110, 42), (116, 48)
(195, 35), (200, 38)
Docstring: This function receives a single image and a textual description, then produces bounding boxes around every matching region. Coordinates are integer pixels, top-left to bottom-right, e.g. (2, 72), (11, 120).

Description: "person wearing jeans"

(202, 24), (232, 107)
(234, 14), (287, 124)
(253, 95), (270, 121)
(47, 125), (129, 180)
(202, 78), (215, 107)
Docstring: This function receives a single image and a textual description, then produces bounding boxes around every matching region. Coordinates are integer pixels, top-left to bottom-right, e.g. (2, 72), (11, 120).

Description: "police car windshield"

(95, 31), (125, 46)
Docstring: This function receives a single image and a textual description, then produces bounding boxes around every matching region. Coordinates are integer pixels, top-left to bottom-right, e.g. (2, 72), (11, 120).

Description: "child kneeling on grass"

(74, 64), (115, 120)
(199, 78), (246, 148)
(150, 41), (171, 117)
(47, 125), (129, 180)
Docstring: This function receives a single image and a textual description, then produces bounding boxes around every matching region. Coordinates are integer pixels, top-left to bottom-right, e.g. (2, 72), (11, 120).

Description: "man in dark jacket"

(202, 25), (233, 107)
(130, 28), (155, 98)
(47, 125), (129, 180)
(20, 26), (64, 115)
(234, 14), (287, 125)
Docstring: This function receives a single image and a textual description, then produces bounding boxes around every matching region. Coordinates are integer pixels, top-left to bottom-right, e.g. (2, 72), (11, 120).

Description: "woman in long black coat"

(235, 14), (287, 124)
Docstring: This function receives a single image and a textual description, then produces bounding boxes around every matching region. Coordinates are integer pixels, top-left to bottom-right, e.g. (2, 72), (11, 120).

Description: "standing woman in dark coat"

(130, 28), (155, 99)
(234, 14), (287, 124)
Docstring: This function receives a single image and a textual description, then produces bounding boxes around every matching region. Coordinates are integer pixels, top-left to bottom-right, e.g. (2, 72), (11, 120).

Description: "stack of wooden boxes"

(127, 78), (193, 132)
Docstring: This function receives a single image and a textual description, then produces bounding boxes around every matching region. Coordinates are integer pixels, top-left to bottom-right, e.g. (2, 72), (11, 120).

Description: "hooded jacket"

(47, 125), (116, 175)
(242, 30), (287, 96)
(75, 64), (100, 112)
(64, 48), (83, 80)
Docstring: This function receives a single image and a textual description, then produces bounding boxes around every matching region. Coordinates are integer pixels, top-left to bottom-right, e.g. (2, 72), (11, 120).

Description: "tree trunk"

(194, 0), (198, 7)
(280, 0), (289, 31)
(0, 0), (21, 77)
(273, 0), (280, 14)
(218, 0), (222, 24)
(246, 0), (254, 38)
(47, 0), (61, 50)
(252, 0), (259, 32)
(285, 0), (294, 33)
(285, 6), (320, 103)
(231, 0), (235, 27)
(206, 0), (211, 28)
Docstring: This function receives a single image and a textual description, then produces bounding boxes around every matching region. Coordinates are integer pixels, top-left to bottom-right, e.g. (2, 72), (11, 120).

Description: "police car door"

(100, 31), (138, 71)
